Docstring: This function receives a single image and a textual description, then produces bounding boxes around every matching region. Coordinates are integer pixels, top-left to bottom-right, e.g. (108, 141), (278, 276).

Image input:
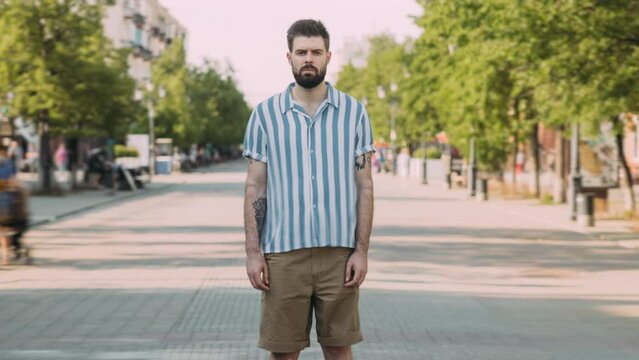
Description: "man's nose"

(304, 52), (313, 63)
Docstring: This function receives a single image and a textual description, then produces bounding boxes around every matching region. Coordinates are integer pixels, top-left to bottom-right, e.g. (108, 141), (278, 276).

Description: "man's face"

(287, 36), (331, 89)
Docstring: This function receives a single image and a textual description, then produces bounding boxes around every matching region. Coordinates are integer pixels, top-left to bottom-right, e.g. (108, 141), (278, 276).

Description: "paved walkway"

(18, 170), (187, 226)
(1, 160), (638, 359)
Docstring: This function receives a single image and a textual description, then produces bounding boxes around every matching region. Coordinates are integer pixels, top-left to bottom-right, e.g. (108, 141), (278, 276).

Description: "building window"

(134, 27), (143, 46)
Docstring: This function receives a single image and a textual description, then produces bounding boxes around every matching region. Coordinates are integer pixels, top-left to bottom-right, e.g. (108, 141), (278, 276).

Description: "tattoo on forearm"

(253, 197), (267, 238)
(355, 153), (370, 171)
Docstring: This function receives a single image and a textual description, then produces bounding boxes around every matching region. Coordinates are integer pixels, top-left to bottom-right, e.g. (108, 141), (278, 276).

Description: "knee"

(270, 351), (300, 360)
(322, 346), (353, 360)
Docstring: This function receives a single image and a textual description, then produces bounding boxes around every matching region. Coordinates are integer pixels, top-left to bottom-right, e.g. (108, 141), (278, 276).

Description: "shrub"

(114, 145), (139, 158)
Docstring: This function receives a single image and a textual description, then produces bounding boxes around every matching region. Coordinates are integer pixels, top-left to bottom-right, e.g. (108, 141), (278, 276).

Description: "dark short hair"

(286, 19), (330, 52)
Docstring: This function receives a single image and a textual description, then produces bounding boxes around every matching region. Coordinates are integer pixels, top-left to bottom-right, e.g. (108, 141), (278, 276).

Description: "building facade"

(102, 0), (187, 82)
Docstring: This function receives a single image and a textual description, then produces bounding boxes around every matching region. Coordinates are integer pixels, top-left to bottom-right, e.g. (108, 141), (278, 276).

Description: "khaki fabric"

(258, 247), (362, 353)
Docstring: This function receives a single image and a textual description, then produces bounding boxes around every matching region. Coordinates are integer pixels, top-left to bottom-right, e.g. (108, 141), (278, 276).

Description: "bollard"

(421, 158), (428, 185)
(445, 173), (452, 189)
(476, 178), (488, 201)
(576, 193), (595, 227)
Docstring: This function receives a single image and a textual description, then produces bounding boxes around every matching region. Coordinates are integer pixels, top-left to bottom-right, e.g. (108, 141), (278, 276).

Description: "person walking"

(242, 19), (375, 360)
(7, 140), (23, 174)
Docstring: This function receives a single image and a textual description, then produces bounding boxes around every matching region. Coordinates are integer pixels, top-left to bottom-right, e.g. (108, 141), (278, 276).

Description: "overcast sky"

(160, 0), (423, 106)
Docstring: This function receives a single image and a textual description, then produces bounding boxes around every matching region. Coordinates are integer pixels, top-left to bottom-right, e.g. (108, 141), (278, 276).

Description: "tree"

(188, 61), (250, 146)
(0, 0), (138, 139)
(522, 0), (639, 210)
(336, 34), (408, 146)
(149, 44), (251, 149)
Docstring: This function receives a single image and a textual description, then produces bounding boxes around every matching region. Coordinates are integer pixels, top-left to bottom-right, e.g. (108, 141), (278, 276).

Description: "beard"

(292, 64), (327, 89)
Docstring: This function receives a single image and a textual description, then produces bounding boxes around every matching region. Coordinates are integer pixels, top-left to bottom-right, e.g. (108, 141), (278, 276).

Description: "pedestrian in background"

(7, 140), (23, 174)
(397, 147), (411, 178)
(242, 19), (375, 360)
(54, 143), (68, 171)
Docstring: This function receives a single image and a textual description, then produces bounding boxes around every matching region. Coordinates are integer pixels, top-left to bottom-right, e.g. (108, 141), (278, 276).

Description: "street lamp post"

(468, 136), (478, 197)
(421, 131), (428, 185)
(569, 122), (582, 221)
(136, 80), (165, 183)
(38, 109), (52, 192)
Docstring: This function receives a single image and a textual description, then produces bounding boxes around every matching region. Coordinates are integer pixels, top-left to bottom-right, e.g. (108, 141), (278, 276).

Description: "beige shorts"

(259, 247), (362, 353)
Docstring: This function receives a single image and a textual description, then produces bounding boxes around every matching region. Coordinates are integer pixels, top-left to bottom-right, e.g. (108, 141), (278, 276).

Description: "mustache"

(300, 65), (318, 71)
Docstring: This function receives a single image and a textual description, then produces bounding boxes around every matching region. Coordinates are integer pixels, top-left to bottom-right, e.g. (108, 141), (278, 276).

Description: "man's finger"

(352, 268), (363, 287)
(345, 265), (358, 287)
(345, 261), (354, 282)
(248, 273), (258, 289)
(252, 274), (263, 290)
(356, 271), (367, 287)
(263, 264), (269, 285)
(351, 268), (366, 287)
(253, 273), (269, 291)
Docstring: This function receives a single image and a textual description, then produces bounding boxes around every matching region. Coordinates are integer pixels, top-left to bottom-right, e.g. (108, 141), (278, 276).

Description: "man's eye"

(313, 51), (322, 55)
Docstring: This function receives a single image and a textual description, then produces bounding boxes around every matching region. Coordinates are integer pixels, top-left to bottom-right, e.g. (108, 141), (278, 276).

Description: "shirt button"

(312, 176), (315, 180)
(313, 204), (316, 208)
(310, 150), (314, 154)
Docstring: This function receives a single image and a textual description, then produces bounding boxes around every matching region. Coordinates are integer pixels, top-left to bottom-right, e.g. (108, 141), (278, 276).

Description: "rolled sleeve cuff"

(355, 144), (376, 158)
(242, 149), (267, 163)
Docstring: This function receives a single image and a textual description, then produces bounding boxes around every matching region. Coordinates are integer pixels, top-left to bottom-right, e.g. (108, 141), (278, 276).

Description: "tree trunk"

(68, 138), (78, 190)
(531, 122), (541, 198)
(615, 127), (636, 214)
(553, 128), (567, 203)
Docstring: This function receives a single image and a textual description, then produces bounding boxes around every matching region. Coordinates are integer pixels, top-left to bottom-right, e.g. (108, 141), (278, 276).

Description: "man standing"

(242, 19), (375, 360)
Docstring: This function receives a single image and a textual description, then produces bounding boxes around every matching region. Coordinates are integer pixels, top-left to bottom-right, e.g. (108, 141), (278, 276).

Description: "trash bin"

(155, 156), (172, 175)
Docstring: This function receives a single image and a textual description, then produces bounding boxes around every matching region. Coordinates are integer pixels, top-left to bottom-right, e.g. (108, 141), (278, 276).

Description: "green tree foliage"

(186, 61), (250, 146)
(0, 0), (139, 139)
(149, 38), (190, 145)
(149, 42), (250, 148)
(336, 34), (408, 144)
(336, 0), (639, 178)
(1, 1), (250, 147)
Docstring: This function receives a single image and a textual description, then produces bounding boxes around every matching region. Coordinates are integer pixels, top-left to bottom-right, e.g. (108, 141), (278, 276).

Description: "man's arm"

(244, 158), (269, 291)
(345, 152), (374, 287)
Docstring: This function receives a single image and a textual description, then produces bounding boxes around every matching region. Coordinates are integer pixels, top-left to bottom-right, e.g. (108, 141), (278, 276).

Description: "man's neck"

(291, 82), (328, 106)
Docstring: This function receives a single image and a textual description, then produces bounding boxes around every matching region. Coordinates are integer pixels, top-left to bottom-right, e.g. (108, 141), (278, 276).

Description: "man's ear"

(327, 51), (332, 64)
(286, 52), (292, 66)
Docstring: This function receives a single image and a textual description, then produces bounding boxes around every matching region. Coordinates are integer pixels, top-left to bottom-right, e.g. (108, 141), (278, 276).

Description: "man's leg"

(259, 250), (314, 354)
(321, 346), (353, 360)
(270, 351), (301, 360)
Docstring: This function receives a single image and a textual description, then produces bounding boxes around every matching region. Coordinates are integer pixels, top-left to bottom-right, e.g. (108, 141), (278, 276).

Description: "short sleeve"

(354, 107), (376, 158)
(242, 110), (268, 163)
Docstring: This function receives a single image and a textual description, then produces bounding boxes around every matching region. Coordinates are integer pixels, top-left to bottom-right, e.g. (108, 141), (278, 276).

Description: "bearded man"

(242, 19), (375, 360)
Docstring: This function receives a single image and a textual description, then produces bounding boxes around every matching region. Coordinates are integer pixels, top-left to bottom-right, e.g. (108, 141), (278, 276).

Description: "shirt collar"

(280, 81), (340, 114)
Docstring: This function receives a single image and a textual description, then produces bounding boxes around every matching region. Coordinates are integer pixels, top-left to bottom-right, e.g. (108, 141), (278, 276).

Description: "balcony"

(130, 43), (153, 61)
(124, 7), (145, 26)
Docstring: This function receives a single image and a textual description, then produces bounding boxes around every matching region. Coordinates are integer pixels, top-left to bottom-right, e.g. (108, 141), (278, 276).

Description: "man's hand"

(345, 250), (368, 287)
(246, 252), (270, 291)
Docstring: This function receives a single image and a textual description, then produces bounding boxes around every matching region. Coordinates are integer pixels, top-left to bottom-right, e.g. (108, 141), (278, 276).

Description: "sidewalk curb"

(29, 183), (175, 228)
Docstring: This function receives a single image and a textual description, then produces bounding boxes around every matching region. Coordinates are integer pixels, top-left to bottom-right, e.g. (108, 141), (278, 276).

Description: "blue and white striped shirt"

(243, 82), (375, 254)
